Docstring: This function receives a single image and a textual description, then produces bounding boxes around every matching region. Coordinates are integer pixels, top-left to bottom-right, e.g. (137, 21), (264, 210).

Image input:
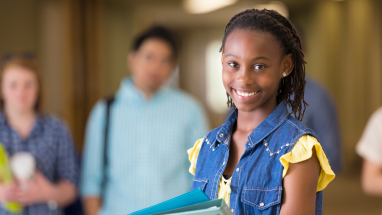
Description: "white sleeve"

(356, 107), (382, 165)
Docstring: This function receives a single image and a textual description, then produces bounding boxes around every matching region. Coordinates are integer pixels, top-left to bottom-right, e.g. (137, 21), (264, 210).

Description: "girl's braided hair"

(221, 9), (307, 121)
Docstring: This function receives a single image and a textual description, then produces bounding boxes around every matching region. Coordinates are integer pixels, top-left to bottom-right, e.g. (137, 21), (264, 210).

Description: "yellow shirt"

(187, 135), (335, 207)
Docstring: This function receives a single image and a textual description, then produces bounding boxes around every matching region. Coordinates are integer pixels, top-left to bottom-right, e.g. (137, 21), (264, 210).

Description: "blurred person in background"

(80, 26), (209, 215)
(288, 22), (342, 174)
(356, 107), (382, 197)
(295, 77), (342, 174)
(0, 53), (79, 215)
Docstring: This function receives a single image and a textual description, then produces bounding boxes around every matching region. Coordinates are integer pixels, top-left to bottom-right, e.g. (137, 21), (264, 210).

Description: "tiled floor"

(323, 173), (382, 215)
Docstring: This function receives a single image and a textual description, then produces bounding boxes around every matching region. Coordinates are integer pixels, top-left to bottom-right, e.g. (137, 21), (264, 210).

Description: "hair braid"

(221, 9), (307, 120)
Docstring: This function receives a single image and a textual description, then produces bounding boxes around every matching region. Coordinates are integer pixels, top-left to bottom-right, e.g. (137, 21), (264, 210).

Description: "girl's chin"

(233, 103), (259, 113)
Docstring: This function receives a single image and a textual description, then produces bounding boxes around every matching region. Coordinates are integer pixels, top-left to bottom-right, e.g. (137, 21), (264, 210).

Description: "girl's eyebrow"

(224, 54), (270, 61)
(224, 54), (240, 58)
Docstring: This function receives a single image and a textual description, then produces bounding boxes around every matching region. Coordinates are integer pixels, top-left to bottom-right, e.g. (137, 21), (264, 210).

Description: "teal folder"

(152, 199), (233, 215)
(128, 189), (210, 215)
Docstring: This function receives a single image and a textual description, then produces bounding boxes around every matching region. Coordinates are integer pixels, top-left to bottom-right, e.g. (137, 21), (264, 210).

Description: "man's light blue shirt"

(80, 78), (209, 214)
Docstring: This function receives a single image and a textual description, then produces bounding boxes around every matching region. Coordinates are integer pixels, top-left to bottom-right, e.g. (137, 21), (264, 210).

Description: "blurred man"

(80, 26), (209, 215)
(296, 77), (342, 173)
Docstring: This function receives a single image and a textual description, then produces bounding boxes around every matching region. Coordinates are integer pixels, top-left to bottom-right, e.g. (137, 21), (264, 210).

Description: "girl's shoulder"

(277, 114), (320, 143)
(284, 114), (314, 133)
(280, 134), (335, 191)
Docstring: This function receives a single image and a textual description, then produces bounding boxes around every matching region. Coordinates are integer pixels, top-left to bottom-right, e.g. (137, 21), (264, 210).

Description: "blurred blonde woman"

(0, 53), (79, 215)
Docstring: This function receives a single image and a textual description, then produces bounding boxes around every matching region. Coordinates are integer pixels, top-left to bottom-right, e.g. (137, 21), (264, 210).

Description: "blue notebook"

(152, 199), (233, 215)
(128, 189), (210, 215)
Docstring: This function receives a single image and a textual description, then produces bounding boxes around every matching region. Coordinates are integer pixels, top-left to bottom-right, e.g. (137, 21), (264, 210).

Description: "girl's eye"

(254, 64), (266, 70)
(228, 62), (238, 68)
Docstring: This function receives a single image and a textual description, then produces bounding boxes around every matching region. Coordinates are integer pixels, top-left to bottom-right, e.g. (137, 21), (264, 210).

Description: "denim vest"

(191, 101), (323, 215)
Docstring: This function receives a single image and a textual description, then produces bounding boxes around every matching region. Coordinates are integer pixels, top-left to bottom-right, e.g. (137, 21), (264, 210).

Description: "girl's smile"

(232, 88), (260, 102)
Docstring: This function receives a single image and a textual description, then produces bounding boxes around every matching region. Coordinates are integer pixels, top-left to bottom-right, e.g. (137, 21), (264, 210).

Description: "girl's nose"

(236, 66), (255, 85)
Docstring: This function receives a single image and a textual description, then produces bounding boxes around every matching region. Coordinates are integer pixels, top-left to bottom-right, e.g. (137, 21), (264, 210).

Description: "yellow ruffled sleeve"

(280, 135), (335, 192)
(187, 138), (204, 175)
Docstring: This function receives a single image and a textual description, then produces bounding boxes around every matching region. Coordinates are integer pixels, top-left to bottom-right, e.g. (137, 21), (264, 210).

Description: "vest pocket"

(191, 179), (209, 192)
(242, 187), (282, 210)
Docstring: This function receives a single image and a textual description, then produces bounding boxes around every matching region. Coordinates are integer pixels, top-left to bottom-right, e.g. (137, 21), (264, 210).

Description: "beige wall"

(0, 0), (68, 120)
(0, 1), (40, 56)
(101, 1), (156, 95)
(293, 0), (382, 173)
(177, 28), (226, 129)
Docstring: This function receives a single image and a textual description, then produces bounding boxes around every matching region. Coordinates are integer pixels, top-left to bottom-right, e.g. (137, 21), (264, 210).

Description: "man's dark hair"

(132, 26), (178, 59)
(221, 9), (307, 121)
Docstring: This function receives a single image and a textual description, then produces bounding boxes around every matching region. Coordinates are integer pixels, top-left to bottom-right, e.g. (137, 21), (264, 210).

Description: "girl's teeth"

(237, 90), (257, 97)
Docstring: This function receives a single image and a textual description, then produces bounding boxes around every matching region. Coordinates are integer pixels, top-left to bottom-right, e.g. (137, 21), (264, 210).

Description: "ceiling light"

(183, 0), (238, 14)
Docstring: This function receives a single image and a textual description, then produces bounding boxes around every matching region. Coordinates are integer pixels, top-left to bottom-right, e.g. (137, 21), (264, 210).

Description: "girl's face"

(1, 65), (39, 113)
(222, 29), (293, 113)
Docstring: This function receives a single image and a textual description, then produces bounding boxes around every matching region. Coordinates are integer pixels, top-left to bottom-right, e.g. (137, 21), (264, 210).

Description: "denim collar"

(215, 109), (237, 147)
(215, 101), (290, 148)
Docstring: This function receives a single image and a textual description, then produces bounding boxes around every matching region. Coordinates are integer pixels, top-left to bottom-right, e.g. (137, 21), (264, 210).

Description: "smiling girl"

(188, 9), (335, 215)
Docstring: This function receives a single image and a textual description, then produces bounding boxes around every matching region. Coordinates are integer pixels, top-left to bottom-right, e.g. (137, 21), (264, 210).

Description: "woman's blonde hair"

(0, 53), (43, 113)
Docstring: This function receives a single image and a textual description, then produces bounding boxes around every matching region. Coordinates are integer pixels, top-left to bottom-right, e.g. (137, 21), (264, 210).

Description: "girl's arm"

(280, 148), (320, 215)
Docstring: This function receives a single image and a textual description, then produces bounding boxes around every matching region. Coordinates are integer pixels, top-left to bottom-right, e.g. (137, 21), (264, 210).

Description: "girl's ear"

(281, 54), (294, 77)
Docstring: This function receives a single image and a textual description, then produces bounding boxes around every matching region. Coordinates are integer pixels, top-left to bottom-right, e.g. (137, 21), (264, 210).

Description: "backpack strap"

(101, 95), (115, 202)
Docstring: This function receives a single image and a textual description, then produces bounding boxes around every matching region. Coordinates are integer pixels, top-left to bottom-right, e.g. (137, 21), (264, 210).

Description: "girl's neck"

(4, 107), (36, 140)
(236, 101), (278, 133)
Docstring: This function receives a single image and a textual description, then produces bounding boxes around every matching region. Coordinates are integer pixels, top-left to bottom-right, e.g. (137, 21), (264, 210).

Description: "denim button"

(223, 162), (225, 165)
(219, 133), (224, 137)
(231, 209), (234, 213)
(236, 168), (240, 172)
(260, 202), (264, 207)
